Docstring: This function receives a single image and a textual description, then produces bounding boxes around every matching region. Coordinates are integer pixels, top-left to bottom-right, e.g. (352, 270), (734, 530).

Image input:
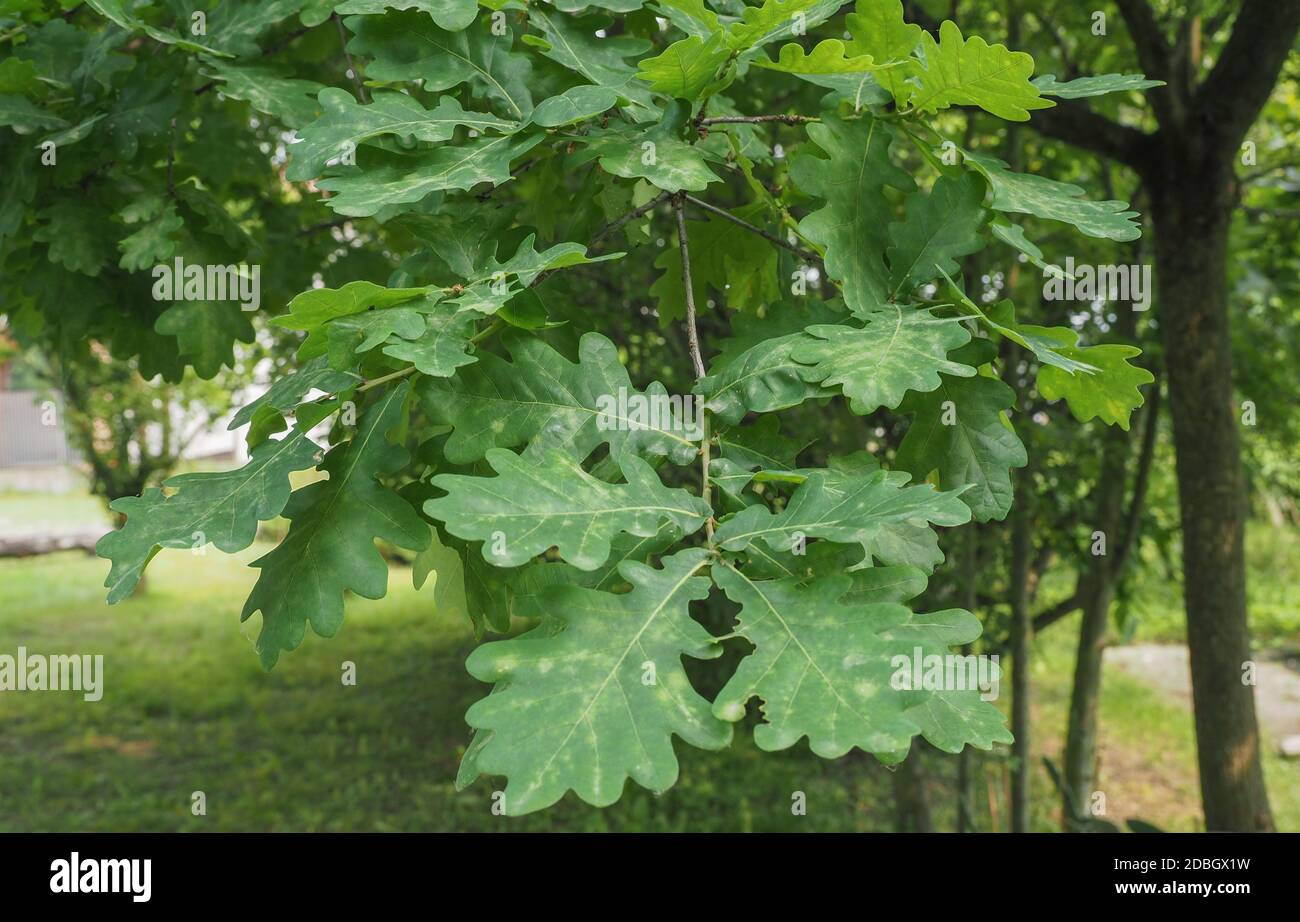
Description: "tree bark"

(1009, 478), (1033, 833)
(1150, 148), (1273, 831)
(1061, 425), (1128, 826)
(891, 739), (934, 832)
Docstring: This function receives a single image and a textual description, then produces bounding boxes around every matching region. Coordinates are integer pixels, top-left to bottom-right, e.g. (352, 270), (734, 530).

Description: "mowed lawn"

(0, 526), (1296, 831)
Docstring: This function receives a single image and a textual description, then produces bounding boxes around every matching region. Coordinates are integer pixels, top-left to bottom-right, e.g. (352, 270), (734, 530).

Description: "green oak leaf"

(962, 150), (1141, 242)
(1033, 73), (1164, 99)
(580, 129), (720, 193)
(713, 465), (971, 569)
(84, 0), (233, 56)
(789, 306), (975, 415)
(334, 0), (480, 31)
(0, 94), (67, 134)
(650, 201), (779, 323)
(726, 0), (843, 53)
(117, 203), (183, 272)
(202, 63), (325, 128)
(528, 85), (619, 127)
(526, 7), (656, 111)
(940, 283), (1150, 428)
(911, 20), (1053, 121)
(655, 0), (721, 36)
(636, 32), (731, 100)
(886, 171), (988, 295)
(989, 219), (1073, 280)
(1038, 343), (1154, 430)
(39, 114), (108, 150)
(412, 524), (481, 630)
(425, 447), (710, 570)
(33, 201), (112, 276)
(441, 235), (620, 316)
(316, 133), (543, 216)
(790, 116), (914, 315)
(461, 548), (731, 814)
(347, 10), (534, 119)
(718, 414), (807, 472)
(844, 0), (922, 101)
(198, 0), (312, 58)
(696, 330), (829, 424)
(287, 88), (518, 182)
(896, 339), (1027, 521)
(381, 306), (479, 377)
(97, 424), (326, 603)
(417, 330), (700, 465)
(272, 281), (433, 333)
(154, 301), (255, 379)
(320, 305), (427, 367)
(712, 564), (1006, 756)
(241, 383), (430, 668)
(0, 58), (41, 95)
(940, 278), (1098, 374)
(754, 39), (879, 76)
(228, 355), (360, 447)
(695, 300), (843, 425)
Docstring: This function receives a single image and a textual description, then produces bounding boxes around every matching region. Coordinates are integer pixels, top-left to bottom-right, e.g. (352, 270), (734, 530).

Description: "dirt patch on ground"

(1106, 643), (1300, 747)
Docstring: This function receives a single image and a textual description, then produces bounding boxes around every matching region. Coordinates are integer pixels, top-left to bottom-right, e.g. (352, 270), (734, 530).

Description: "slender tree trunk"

(891, 739), (933, 832)
(1061, 425), (1128, 826)
(1009, 482), (1033, 833)
(956, 524), (979, 832)
(1151, 153), (1273, 831)
(1061, 283), (1148, 826)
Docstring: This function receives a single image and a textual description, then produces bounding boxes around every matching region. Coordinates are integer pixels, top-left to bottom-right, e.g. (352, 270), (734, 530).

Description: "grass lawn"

(1, 529), (1296, 831)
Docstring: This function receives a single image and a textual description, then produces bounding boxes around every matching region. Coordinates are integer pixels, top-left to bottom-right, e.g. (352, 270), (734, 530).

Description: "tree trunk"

(956, 524), (979, 832)
(891, 739), (933, 832)
(1009, 481), (1033, 833)
(1151, 153), (1273, 831)
(1061, 425), (1128, 826)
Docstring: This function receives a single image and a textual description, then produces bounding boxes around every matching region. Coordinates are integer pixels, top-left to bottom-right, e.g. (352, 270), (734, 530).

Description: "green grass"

(0, 521), (1296, 831)
(0, 490), (108, 533)
(1127, 524), (1300, 652)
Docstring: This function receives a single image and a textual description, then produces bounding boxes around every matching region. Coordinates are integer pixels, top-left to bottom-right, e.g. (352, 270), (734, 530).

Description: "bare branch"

(1196, 0), (1300, 150)
(672, 197), (707, 381)
(682, 194), (819, 262)
(672, 196), (713, 540)
(333, 13), (369, 104)
(1113, 372), (1161, 574)
(1114, 0), (1181, 127)
(699, 114), (819, 125)
(1027, 99), (1156, 174)
(588, 190), (671, 248)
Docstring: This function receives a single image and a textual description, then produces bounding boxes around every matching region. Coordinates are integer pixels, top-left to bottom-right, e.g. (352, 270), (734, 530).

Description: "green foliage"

(4, 0), (1158, 813)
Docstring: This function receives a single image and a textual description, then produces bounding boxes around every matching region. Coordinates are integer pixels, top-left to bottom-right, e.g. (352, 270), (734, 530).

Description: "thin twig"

(673, 196), (713, 541)
(166, 117), (177, 196)
(298, 218), (349, 238)
(356, 365), (416, 394)
(673, 198), (707, 381)
(699, 114), (819, 125)
(590, 190), (672, 247)
(682, 194), (819, 262)
(333, 13), (369, 103)
(357, 316), (503, 392)
(194, 23), (313, 96)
